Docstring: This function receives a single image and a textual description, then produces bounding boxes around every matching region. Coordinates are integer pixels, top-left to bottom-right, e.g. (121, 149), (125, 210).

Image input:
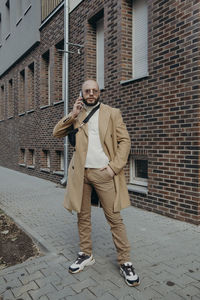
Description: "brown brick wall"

(0, 0), (199, 224)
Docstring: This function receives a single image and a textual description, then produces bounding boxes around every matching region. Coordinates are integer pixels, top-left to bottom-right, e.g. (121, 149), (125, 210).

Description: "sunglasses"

(84, 89), (99, 95)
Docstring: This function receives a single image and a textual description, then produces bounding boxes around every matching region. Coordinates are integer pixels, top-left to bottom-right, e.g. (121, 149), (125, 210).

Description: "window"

(8, 78), (14, 118)
(130, 157), (148, 187)
(27, 62), (35, 110)
(41, 50), (50, 106)
(120, 0), (148, 82)
(57, 151), (64, 171)
(0, 13), (2, 45)
(96, 18), (104, 89)
(19, 148), (26, 165)
(55, 41), (64, 103)
(85, 10), (104, 83)
(132, 0), (148, 78)
(5, 0), (10, 37)
(53, 150), (64, 175)
(27, 149), (35, 168)
(40, 150), (50, 172)
(19, 69), (25, 114)
(0, 85), (5, 120)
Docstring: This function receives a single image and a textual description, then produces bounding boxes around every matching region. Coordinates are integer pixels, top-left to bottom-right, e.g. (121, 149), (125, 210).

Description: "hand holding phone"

(72, 92), (83, 118)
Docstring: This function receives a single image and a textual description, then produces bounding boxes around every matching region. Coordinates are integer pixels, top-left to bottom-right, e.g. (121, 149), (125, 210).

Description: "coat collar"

(77, 103), (110, 142)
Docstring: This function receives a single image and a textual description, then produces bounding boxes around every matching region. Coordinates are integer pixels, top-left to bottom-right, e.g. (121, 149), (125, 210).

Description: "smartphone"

(79, 90), (83, 97)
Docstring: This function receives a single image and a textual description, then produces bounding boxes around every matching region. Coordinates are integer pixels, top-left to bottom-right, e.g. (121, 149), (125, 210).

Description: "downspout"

(61, 0), (69, 185)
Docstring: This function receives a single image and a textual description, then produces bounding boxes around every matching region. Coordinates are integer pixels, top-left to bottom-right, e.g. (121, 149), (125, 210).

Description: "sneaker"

(69, 252), (95, 274)
(120, 262), (140, 287)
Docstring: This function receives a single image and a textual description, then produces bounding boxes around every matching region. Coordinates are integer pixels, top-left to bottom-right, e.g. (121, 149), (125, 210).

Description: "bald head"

(82, 79), (99, 91)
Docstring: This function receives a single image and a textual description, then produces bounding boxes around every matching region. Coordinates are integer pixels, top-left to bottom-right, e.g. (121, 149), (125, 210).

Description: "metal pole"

(60, 0), (69, 185)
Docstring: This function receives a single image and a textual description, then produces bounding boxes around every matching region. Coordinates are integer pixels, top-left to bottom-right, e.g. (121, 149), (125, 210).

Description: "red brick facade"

(0, 0), (199, 224)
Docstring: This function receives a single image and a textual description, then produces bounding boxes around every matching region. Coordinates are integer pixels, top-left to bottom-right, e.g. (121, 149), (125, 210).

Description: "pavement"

(0, 166), (200, 300)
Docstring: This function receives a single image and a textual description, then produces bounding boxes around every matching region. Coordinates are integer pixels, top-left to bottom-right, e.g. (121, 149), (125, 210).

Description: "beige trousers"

(77, 168), (131, 265)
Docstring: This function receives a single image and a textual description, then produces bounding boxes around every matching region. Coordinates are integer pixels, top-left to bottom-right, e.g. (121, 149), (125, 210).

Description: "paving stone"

(52, 274), (78, 290)
(162, 292), (187, 300)
(66, 289), (95, 300)
(35, 273), (62, 288)
(12, 281), (39, 298)
(71, 278), (98, 293)
(96, 293), (117, 300)
(1, 289), (15, 300)
(174, 285), (200, 298)
(110, 288), (149, 300)
(191, 295), (200, 300)
(46, 286), (76, 300)
(38, 296), (49, 300)
(29, 283), (56, 300)
(20, 271), (44, 285)
(25, 262), (49, 275)
(3, 269), (29, 282)
(88, 279), (121, 297)
(17, 291), (34, 300)
(0, 277), (22, 294)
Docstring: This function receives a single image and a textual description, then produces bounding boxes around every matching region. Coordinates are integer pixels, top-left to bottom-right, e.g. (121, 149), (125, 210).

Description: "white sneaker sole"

(69, 258), (95, 274)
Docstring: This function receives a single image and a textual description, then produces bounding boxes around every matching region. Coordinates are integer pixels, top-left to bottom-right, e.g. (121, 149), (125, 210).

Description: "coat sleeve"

(53, 112), (76, 138)
(108, 109), (131, 175)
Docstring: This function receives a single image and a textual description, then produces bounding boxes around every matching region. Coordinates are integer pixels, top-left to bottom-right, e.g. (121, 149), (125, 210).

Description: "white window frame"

(21, 148), (26, 164)
(132, 0), (148, 79)
(130, 157), (148, 187)
(48, 58), (51, 105)
(96, 17), (104, 90)
(60, 151), (64, 171)
(46, 150), (50, 168)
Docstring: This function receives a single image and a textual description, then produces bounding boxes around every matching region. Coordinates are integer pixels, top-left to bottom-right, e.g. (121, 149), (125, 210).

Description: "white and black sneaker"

(120, 262), (140, 287)
(69, 252), (95, 274)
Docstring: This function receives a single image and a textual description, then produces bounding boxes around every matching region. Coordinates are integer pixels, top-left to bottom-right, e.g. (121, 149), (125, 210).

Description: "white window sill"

(27, 109), (35, 114)
(19, 112), (25, 116)
(40, 168), (50, 173)
(53, 100), (64, 106)
(53, 170), (64, 176)
(120, 73), (149, 85)
(19, 163), (26, 167)
(127, 184), (148, 195)
(40, 104), (50, 110)
(27, 165), (35, 169)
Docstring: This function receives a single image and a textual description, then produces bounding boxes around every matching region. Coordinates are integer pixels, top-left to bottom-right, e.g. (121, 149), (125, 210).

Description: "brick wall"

(0, 0), (199, 224)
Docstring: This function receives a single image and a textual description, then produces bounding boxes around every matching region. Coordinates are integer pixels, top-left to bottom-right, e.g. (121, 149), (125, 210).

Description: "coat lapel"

(99, 104), (110, 145)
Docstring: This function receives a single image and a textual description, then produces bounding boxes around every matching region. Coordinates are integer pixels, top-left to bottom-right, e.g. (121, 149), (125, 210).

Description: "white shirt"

(85, 104), (109, 168)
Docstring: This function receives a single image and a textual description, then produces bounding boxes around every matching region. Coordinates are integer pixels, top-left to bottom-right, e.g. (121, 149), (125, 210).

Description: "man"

(53, 79), (140, 287)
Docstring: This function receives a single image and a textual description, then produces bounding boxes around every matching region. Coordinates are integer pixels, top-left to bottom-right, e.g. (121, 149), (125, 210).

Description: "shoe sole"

(120, 269), (140, 287)
(69, 258), (95, 274)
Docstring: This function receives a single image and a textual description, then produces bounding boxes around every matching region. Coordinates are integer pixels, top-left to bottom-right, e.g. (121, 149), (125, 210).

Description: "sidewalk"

(0, 166), (199, 300)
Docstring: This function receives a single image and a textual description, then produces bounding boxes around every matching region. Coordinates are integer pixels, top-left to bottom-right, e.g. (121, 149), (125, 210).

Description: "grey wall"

(0, 0), (41, 76)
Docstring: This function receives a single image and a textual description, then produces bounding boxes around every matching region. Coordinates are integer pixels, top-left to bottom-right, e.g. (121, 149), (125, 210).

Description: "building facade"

(0, 0), (199, 225)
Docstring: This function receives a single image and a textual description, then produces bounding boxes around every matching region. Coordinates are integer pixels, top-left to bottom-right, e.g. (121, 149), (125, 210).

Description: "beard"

(83, 96), (100, 107)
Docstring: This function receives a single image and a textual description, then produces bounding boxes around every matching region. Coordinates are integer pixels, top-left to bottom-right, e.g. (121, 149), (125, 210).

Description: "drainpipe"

(60, 0), (69, 185)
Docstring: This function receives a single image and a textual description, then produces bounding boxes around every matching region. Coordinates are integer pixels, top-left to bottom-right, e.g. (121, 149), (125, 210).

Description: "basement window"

(128, 156), (148, 194)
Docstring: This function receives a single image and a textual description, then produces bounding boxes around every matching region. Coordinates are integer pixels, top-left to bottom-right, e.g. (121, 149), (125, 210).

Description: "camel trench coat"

(53, 103), (131, 213)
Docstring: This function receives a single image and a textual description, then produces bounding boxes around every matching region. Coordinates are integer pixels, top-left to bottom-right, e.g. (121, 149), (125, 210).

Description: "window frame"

(130, 157), (148, 187)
